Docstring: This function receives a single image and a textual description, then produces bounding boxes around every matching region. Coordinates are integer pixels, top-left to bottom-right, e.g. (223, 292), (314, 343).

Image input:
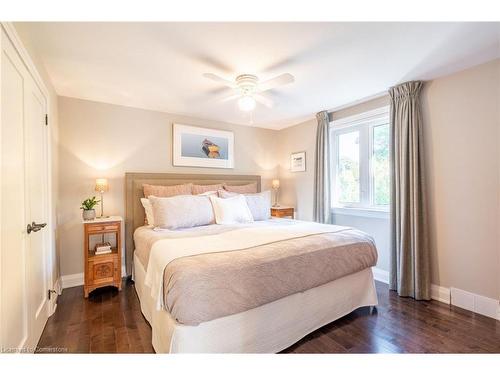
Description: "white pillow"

(149, 195), (215, 230)
(140, 198), (155, 226)
(218, 190), (271, 221)
(197, 190), (218, 196)
(244, 191), (272, 221)
(209, 195), (254, 225)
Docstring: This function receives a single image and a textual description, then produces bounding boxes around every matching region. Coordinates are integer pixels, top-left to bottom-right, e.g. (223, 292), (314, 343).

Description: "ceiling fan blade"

(219, 93), (241, 103)
(254, 94), (274, 108)
(258, 73), (294, 92)
(203, 73), (236, 88)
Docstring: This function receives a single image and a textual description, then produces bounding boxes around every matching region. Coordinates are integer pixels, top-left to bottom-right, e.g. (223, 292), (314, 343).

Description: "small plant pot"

(82, 209), (96, 221)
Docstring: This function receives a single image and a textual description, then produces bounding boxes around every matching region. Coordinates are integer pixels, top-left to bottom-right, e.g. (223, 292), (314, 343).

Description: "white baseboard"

(451, 287), (500, 321)
(61, 272), (84, 289)
(431, 284), (450, 304)
(61, 265), (127, 289)
(372, 270), (498, 321)
(372, 267), (389, 284)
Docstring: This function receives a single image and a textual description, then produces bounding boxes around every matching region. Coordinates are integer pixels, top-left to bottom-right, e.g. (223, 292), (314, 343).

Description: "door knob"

(27, 222), (47, 234)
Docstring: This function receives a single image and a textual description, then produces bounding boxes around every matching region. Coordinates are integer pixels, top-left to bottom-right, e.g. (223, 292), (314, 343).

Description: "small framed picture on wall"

(290, 151), (306, 172)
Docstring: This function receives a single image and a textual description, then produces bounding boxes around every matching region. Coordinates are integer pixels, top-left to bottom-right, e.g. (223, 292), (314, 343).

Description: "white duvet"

(143, 220), (350, 310)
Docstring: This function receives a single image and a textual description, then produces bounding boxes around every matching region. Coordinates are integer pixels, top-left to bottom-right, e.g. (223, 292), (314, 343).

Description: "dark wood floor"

(37, 279), (500, 353)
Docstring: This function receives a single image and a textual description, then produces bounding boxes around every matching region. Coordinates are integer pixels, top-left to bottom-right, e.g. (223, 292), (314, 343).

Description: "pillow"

(218, 190), (271, 221)
(242, 191), (272, 221)
(140, 198), (155, 226)
(143, 183), (192, 198)
(149, 195), (215, 230)
(217, 189), (237, 198)
(223, 182), (258, 194)
(192, 183), (223, 195)
(197, 190), (218, 196)
(209, 195), (254, 225)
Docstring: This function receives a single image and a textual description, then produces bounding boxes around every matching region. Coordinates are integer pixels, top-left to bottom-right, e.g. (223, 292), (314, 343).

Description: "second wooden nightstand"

(83, 216), (122, 298)
(271, 206), (295, 218)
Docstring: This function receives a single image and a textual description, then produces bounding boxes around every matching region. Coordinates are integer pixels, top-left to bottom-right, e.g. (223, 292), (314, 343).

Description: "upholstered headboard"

(124, 172), (261, 275)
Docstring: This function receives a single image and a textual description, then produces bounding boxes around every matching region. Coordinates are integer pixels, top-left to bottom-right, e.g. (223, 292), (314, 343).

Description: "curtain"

(389, 81), (430, 300)
(313, 111), (332, 224)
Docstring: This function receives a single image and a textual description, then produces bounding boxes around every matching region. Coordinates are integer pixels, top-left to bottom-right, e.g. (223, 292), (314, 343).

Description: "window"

(330, 107), (390, 212)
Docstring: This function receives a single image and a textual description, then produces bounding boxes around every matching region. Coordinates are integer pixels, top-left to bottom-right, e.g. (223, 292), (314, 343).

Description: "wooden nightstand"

(83, 216), (122, 298)
(271, 206), (295, 218)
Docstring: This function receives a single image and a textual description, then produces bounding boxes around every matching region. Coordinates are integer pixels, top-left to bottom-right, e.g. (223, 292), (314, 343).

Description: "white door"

(0, 28), (50, 352)
(24, 66), (50, 349)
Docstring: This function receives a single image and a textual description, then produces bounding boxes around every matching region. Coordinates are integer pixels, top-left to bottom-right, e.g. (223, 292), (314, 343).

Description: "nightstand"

(271, 206), (295, 218)
(83, 216), (122, 298)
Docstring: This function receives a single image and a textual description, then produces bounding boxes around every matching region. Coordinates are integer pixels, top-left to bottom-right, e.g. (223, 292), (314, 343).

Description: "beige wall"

(14, 23), (61, 286)
(278, 60), (500, 300)
(277, 118), (317, 221)
(277, 95), (390, 221)
(277, 96), (391, 271)
(422, 59), (500, 300)
(58, 97), (279, 276)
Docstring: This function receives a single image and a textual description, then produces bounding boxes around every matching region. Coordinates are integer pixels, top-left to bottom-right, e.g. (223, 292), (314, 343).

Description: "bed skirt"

(133, 253), (378, 353)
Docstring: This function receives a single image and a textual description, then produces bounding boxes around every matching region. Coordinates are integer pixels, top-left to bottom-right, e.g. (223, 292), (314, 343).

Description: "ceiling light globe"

(238, 95), (256, 112)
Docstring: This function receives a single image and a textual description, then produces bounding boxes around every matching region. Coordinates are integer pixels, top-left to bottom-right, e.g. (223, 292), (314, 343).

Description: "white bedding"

(142, 219), (352, 310)
(133, 253), (378, 353)
(132, 219), (379, 352)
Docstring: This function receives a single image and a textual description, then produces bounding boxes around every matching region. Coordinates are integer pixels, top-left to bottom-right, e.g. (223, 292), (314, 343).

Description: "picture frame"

(290, 151), (306, 172)
(173, 124), (234, 169)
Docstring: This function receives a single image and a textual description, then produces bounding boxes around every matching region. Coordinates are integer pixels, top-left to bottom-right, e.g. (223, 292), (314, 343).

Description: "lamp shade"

(95, 178), (109, 193)
(272, 179), (280, 189)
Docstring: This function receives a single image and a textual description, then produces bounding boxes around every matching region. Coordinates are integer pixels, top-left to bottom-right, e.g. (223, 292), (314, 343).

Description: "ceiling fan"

(203, 72), (295, 112)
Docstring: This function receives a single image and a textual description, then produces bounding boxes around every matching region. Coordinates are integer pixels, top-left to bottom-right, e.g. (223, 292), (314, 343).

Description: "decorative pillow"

(242, 191), (272, 221)
(149, 195), (215, 230)
(192, 183), (223, 195)
(209, 195), (254, 225)
(223, 182), (258, 194)
(140, 198), (155, 226)
(143, 183), (192, 198)
(218, 190), (271, 221)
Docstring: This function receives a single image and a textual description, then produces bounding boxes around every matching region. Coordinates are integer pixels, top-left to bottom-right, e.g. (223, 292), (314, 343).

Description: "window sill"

(332, 206), (390, 219)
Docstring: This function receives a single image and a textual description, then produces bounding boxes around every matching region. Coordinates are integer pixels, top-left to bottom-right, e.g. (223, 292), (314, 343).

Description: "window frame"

(329, 106), (390, 214)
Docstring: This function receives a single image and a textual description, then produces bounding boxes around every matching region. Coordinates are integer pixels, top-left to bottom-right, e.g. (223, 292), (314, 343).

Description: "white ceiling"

(15, 22), (500, 129)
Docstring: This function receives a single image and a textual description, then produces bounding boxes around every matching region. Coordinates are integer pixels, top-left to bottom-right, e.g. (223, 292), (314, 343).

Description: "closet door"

(24, 71), (50, 349)
(0, 27), (30, 351)
(0, 28), (50, 352)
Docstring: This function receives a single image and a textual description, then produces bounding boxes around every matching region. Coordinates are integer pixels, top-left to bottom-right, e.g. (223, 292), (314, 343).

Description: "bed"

(125, 172), (378, 353)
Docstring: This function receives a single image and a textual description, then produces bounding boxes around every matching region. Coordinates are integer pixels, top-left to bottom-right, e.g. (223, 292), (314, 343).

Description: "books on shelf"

(95, 242), (112, 255)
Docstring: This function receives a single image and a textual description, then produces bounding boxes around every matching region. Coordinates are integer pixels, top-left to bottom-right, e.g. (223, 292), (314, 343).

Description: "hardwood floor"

(37, 279), (500, 353)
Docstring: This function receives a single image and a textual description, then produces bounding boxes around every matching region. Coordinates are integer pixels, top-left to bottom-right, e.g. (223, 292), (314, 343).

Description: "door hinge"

(48, 289), (57, 300)
(45, 114), (48, 126)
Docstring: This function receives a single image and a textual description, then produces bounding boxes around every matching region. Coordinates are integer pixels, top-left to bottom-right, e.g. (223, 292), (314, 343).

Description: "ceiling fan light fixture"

(238, 95), (256, 112)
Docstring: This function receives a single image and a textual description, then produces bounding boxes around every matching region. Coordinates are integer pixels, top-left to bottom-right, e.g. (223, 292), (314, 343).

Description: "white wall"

(58, 97), (280, 276)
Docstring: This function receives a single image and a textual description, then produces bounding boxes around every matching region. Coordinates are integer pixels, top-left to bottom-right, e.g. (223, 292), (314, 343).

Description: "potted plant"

(80, 196), (100, 221)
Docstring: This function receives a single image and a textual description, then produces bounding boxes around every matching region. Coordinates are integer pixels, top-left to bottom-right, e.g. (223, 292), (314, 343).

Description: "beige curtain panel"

(389, 81), (430, 300)
(313, 111), (332, 224)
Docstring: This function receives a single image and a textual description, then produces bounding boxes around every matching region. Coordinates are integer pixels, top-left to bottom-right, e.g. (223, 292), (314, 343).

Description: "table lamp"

(95, 178), (109, 218)
(272, 179), (280, 207)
